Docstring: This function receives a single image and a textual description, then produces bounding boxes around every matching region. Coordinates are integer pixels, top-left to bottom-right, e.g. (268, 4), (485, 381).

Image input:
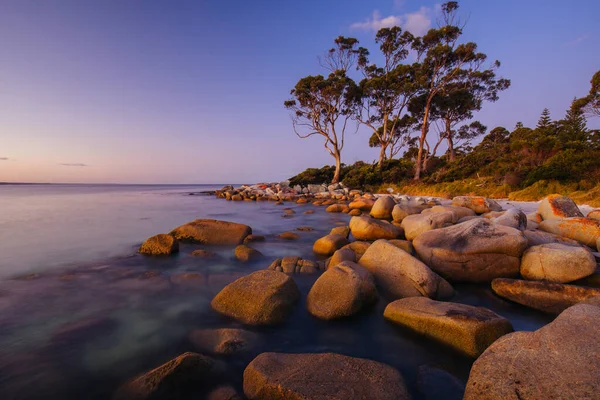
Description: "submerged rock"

(191, 249), (221, 259)
(277, 231), (299, 240)
(464, 304), (600, 400)
(211, 270), (300, 325)
(520, 243), (596, 283)
(170, 219), (251, 245)
(537, 194), (584, 220)
(384, 297), (513, 358)
(243, 352), (411, 400)
(244, 234), (265, 243)
(491, 278), (600, 314)
(349, 216), (404, 241)
(188, 328), (260, 356)
(539, 217), (600, 249)
(413, 218), (528, 282)
(234, 245), (263, 263)
(417, 365), (465, 400)
(451, 196), (502, 214)
(139, 234), (179, 256)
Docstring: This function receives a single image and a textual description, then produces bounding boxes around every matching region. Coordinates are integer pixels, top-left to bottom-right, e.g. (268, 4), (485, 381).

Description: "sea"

(0, 184), (554, 399)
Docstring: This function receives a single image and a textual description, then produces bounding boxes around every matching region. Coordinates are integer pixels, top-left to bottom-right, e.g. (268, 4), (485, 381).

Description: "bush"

(289, 166), (336, 188)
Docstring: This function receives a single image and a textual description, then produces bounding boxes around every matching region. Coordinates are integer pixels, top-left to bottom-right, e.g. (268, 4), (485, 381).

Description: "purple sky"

(1, 0), (599, 184)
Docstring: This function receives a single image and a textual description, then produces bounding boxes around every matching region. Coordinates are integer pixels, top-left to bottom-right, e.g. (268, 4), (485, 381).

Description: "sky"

(0, 0), (599, 184)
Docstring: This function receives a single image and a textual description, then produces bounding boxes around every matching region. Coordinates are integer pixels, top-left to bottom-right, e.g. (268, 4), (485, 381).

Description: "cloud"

(350, 6), (433, 36)
(566, 34), (589, 46)
(0, 157), (8, 161)
(60, 163), (88, 167)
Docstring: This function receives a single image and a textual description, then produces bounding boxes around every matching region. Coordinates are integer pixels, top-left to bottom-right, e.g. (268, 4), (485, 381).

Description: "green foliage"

(289, 166), (336, 188)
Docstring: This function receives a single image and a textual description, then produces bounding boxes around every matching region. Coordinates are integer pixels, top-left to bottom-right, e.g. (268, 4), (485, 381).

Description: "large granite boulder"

(359, 239), (453, 300)
(170, 219), (251, 245)
(491, 278), (600, 314)
(268, 257), (323, 274)
(464, 304), (600, 399)
(349, 216), (404, 241)
(307, 261), (377, 320)
(313, 234), (350, 256)
(211, 270), (300, 325)
(520, 243), (596, 283)
(537, 194), (584, 220)
(493, 208), (527, 231)
(539, 217), (600, 249)
(384, 297), (513, 358)
(114, 352), (217, 400)
(401, 212), (455, 241)
(392, 204), (426, 223)
(139, 234), (179, 256)
(243, 352), (410, 400)
(451, 196), (502, 214)
(370, 196), (396, 219)
(413, 218), (528, 282)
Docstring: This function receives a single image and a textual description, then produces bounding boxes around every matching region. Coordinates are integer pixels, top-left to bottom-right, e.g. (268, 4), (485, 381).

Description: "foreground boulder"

(493, 208), (527, 231)
(413, 219), (528, 282)
(170, 219), (251, 245)
(139, 234), (179, 256)
(234, 245), (263, 263)
(211, 270), (300, 325)
(188, 328), (259, 356)
(537, 194), (584, 220)
(313, 234), (350, 256)
(268, 257), (322, 274)
(307, 261), (377, 320)
(349, 216), (404, 241)
(243, 352), (410, 400)
(464, 304), (600, 399)
(539, 217), (600, 249)
(451, 196), (502, 214)
(520, 243), (596, 283)
(491, 278), (600, 314)
(401, 212), (454, 241)
(359, 240), (453, 300)
(114, 352), (217, 400)
(370, 196), (396, 219)
(384, 297), (513, 358)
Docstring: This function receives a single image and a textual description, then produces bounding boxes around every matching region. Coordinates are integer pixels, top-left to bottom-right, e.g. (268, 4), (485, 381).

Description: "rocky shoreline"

(125, 183), (600, 399)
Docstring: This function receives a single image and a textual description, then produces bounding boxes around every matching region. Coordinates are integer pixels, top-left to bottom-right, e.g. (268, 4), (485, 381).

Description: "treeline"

(284, 1), (600, 190)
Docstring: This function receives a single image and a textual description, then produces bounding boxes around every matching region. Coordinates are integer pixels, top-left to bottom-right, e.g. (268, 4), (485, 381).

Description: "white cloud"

(350, 6), (433, 36)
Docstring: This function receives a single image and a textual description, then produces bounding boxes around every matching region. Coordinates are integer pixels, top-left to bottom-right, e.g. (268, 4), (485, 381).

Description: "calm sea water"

(0, 184), (554, 400)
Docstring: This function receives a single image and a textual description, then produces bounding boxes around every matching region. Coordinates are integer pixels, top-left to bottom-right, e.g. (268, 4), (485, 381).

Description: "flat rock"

(451, 196), (502, 214)
(491, 278), (600, 314)
(170, 219), (251, 245)
(139, 234), (179, 256)
(520, 243), (596, 283)
(537, 194), (584, 220)
(464, 304), (600, 399)
(243, 352), (411, 400)
(539, 217), (600, 249)
(349, 216), (404, 241)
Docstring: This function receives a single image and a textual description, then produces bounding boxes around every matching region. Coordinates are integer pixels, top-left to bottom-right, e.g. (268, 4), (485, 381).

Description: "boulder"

(388, 239), (415, 255)
(211, 270), (300, 325)
(464, 304), (600, 400)
(392, 204), (428, 223)
(243, 352), (410, 400)
(341, 241), (371, 260)
(327, 248), (356, 268)
(520, 243), (596, 283)
(330, 225), (350, 238)
(384, 297), (513, 357)
(539, 217), (600, 249)
(277, 232), (299, 240)
(537, 194), (584, 220)
(170, 219), (251, 245)
(417, 365), (465, 400)
(244, 234), (265, 243)
(348, 209), (362, 216)
(413, 219), (528, 282)
(401, 212), (455, 241)
(588, 209), (600, 221)
(139, 234), (179, 256)
(359, 239), (453, 300)
(523, 230), (581, 247)
(491, 278), (600, 314)
(296, 226), (314, 232)
(424, 205), (476, 222)
(326, 204), (349, 213)
(188, 328), (259, 355)
(349, 216), (404, 241)
(234, 245), (263, 263)
(268, 257), (323, 274)
(307, 261), (377, 319)
(526, 212), (543, 223)
(348, 198), (375, 211)
(493, 208), (527, 231)
(451, 196), (502, 214)
(191, 249), (221, 258)
(313, 234), (350, 256)
(113, 352), (217, 400)
(370, 196), (396, 219)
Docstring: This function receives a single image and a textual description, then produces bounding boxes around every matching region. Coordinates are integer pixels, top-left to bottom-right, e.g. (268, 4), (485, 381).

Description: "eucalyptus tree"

(576, 70), (600, 118)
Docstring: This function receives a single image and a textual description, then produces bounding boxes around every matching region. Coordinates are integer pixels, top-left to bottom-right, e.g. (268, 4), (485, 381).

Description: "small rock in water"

(188, 328), (260, 356)
(243, 234), (265, 243)
(277, 231), (300, 240)
(234, 245), (263, 263)
(139, 234), (179, 256)
(313, 234), (349, 256)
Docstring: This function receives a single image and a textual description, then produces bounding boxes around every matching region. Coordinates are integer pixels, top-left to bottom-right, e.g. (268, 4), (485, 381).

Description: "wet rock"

(349, 215), (404, 241)
(417, 365), (465, 400)
(538, 194), (584, 220)
(401, 212), (455, 241)
(170, 272), (206, 288)
(341, 241), (371, 260)
(491, 278), (600, 314)
(139, 234), (179, 256)
(493, 208), (527, 231)
(243, 234), (265, 244)
(523, 230), (581, 247)
(325, 204), (349, 213)
(234, 245), (263, 263)
(539, 217), (600, 249)
(243, 352), (410, 400)
(451, 196), (502, 214)
(348, 198), (376, 211)
(307, 261), (377, 320)
(313, 234), (350, 256)
(268, 257), (323, 274)
(370, 196), (396, 219)
(464, 304), (600, 400)
(188, 328), (260, 355)
(211, 270), (300, 325)
(191, 249), (221, 259)
(520, 243), (596, 283)
(277, 232), (299, 240)
(303, 210), (315, 215)
(113, 352), (217, 400)
(384, 297), (513, 357)
(359, 240), (453, 300)
(296, 226), (314, 232)
(327, 248), (356, 268)
(283, 208), (295, 215)
(170, 219), (251, 245)
(413, 218), (528, 282)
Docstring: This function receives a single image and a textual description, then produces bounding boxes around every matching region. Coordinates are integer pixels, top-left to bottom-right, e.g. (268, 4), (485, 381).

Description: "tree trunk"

(378, 144), (387, 169)
(414, 107), (431, 181)
(446, 119), (455, 162)
(332, 150), (342, 184)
